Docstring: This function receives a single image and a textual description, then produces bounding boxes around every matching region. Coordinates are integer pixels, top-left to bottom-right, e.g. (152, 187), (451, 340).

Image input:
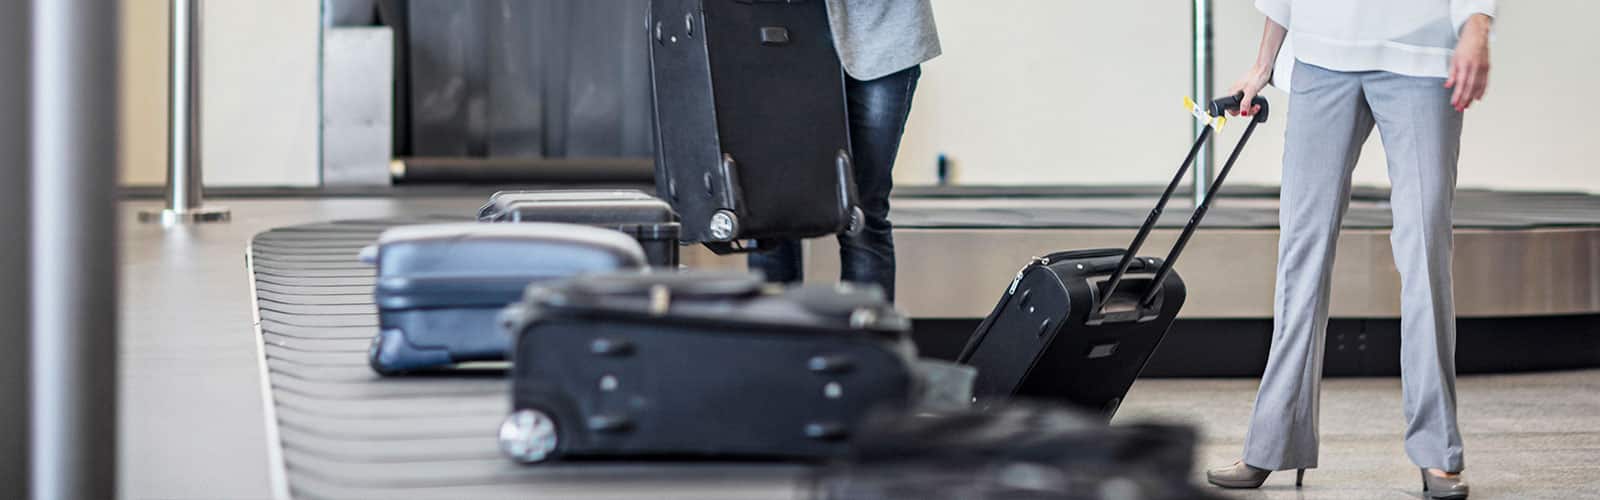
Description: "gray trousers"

(1242, 62), (1466, 473)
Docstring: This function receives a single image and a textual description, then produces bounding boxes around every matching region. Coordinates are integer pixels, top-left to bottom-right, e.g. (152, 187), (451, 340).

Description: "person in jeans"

(747, 0), (940, 302)
(1206, 1), (1495, 498)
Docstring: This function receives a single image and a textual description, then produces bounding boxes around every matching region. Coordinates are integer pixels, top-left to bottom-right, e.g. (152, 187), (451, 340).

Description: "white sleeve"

(1451, 0), (1496, 34)
(1255, 0), (1291, 29)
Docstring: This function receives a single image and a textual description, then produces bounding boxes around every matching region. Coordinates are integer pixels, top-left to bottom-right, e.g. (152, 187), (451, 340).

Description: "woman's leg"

(1363, 70), (1467, 473)
(1242, 62), (1373, 471)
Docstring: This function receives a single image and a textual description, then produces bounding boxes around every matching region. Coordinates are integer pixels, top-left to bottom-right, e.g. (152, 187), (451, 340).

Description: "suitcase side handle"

(1095, 94), (1270, 317)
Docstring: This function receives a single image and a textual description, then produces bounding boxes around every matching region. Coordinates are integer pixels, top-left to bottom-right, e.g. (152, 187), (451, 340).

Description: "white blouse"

(1256, 0), (1497, 89)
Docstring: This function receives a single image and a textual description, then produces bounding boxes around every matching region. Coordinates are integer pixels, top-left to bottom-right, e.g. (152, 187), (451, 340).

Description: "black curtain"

(375, 0), (653, 159)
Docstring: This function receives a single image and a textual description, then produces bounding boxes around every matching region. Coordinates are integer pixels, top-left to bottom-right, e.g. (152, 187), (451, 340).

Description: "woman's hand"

(1447, 14), (1492, 112)
(1226, 66), (1272, 117)
(1228, 19), (1287, 118)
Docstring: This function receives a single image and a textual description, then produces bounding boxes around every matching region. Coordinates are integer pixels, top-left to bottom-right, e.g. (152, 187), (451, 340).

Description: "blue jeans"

(747, 65), (921, 302)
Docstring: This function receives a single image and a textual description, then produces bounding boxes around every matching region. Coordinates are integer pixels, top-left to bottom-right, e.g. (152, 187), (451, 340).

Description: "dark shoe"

(1206, 461), (1304, 489)
(1422, 469), (1469, 499)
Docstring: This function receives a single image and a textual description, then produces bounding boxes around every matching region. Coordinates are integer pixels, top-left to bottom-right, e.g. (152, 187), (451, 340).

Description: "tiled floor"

(1118, 371), (1600, 499)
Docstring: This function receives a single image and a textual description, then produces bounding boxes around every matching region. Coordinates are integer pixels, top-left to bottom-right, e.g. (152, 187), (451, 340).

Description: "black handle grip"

(1209, 93), (1270, 123)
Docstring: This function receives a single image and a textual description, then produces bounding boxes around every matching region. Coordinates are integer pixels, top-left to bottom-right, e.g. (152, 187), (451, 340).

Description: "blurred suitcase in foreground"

(648, 0), (862, 253)
(498, 271), (914, 464)
(362, 223), (647, 375)
(812, 403), (1225, 500)
(958, 95), (1271, 417)
(478, 189), (682, 267)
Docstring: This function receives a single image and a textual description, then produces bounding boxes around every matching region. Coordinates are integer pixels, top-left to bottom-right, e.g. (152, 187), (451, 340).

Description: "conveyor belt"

(248, 220), (802, 500)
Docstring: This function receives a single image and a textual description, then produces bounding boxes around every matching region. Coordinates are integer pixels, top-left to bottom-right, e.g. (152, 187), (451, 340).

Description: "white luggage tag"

(1184, 96), (1227, 132)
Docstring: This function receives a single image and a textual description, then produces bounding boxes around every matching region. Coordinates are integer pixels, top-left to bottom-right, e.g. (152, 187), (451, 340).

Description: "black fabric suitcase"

(648, 0), (861, 253)
(362, 223), (648, 375)
(477, 189), (682, 267)
(958, 95), (1270, 417)
(811, 403), (1225, 500)
(497, 271), (915, 464)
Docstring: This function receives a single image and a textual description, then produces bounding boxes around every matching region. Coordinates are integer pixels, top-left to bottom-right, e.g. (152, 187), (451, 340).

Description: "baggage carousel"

(795, 186), (1600, 375)
(232, 185), (1600, 498)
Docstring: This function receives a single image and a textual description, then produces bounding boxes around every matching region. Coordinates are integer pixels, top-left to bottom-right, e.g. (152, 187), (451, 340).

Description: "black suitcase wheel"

(845, 206), (865, 235)
(499, 408), (561, 464)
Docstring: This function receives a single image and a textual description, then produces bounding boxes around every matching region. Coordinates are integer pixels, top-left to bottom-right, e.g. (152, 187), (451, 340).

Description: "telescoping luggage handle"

(1093, 94), (1270, 319)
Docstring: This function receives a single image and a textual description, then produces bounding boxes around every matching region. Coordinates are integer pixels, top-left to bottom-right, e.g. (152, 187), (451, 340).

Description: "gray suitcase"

(478, 189), (682, 267)
(362, 223), (647, 374)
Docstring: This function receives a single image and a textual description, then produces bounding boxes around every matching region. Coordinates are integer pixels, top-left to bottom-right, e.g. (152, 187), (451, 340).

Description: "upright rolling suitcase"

(477, 189), (682, 267)
(497, 271), (915, 464)
(648, 0), (862, 253)
(958, 95), (1270, 417)
(362, 223), (648, 374)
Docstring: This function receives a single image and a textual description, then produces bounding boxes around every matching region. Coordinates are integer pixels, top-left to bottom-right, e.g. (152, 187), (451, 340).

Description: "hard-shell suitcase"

(497, 271), (915, 464)
(958, 95), (1270, 417)
(648, 0), (862, 253)
(477, 189), (682, 267)
(362, 223), (648, 375)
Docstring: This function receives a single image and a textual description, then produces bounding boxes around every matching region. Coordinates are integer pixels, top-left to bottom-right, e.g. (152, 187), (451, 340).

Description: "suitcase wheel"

(499, 408), (561, 464)
(708, 210), (738, 241)
(845, 206), (865, 235)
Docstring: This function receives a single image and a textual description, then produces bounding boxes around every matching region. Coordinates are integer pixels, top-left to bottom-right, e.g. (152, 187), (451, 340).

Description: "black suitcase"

(811, 403), (1226, 500)
(497, 271), (915, 464)
(957, 95), (1270, 417)
(648, 0), (862, 253)
(477, 189), (682, 267)
(363, 223), (648, 374)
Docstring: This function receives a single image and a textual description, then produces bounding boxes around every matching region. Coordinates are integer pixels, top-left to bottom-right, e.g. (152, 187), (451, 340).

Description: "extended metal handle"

(1096, 95), (1271, 316)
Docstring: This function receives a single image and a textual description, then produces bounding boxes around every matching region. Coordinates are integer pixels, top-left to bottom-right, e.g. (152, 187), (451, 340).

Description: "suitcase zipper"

(1006, 256), (1049, 295)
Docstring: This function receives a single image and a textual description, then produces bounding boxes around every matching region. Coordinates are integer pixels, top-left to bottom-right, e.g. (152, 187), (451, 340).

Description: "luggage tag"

(1184, 96), (1227, 132)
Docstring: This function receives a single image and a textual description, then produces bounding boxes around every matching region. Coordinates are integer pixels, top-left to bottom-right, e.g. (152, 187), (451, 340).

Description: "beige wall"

(118, 1), (1593, 191)
(119, 0), (321, 188)
(120, 0), (169, 186)
(901, 1), (1600, 193)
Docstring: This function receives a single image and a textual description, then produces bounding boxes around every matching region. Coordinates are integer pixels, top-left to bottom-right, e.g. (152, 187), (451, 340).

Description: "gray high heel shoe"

(1421, 469), (1469, 499)
(1205, 461), (1304, 489)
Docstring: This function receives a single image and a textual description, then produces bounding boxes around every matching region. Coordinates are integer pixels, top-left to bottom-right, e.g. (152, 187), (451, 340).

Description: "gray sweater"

(824, 0), (942, 81)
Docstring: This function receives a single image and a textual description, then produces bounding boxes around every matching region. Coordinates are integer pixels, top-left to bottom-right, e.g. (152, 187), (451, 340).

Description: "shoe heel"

(1295, 468), (1305, 488)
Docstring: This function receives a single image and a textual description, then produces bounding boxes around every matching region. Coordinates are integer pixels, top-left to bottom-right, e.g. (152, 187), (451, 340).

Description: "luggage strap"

(1095, 94), (1270, 315)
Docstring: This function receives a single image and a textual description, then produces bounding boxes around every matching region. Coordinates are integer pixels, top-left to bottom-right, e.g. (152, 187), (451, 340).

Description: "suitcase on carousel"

(957, 95), (1270, 417)
(477, 189), (682, 267)
(813, 402), (1226, 500)
(497, 271), (915, 464)
(648, 0), (862, 253)
(361, 223), (648, 375)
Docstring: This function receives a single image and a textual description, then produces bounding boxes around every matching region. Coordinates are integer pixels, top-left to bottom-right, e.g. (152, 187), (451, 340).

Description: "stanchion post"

(1191, 0), (1216, 208)
(30, 0), (121, 498)
(140, 0), (229, 225)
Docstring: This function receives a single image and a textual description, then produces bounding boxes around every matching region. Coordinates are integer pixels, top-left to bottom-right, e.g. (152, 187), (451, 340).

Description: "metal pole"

(1191, 0), (1215, 208)
(1, 1), (32, 498)
(30, 0), (120, 497)
(140, 0), (229, 225)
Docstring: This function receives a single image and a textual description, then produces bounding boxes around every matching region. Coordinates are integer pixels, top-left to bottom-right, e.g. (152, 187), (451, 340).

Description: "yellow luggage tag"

(1184, 96), (1226, 132)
